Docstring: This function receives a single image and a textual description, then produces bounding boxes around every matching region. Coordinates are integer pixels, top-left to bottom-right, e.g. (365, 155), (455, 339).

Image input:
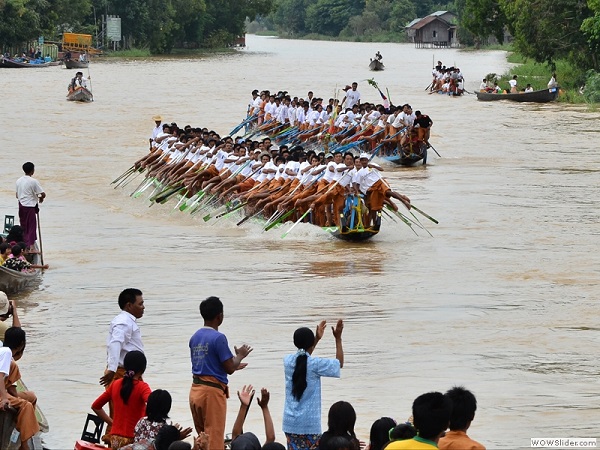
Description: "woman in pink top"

(92, 351), (151, 449)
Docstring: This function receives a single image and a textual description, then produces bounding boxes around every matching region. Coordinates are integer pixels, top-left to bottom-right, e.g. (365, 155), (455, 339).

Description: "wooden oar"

(410, 205), (439, 224)
(236, 209), (262, 226)
(264, 208), (295, 231)
(428, 143), (441, 158)
(281, 208), (312, 239)
(111, 166), (135, 184)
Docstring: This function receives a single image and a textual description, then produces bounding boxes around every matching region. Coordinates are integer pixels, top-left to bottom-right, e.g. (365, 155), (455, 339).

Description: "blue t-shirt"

(282, 352), (341, 435)
(189, 327), (234, 384)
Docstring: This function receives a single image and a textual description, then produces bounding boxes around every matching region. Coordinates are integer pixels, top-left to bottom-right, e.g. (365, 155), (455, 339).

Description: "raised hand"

(332, 319), (344, 339)
(315, 320), (326, 342)
(237, 384), (255, 406)
(257, 387), (270, 409)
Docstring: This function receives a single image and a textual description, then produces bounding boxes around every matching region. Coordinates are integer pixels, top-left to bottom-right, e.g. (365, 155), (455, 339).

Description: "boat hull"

(0, 253), (41, 294)
(382, 143), (427, 166)
(67, 87), (94, 102)
(0, 57), (52, 68)
(64, 59), (89, 69)
(325, 226), (380, 241)
(476, 87), (559, 103)
(369, 60), (385, 71)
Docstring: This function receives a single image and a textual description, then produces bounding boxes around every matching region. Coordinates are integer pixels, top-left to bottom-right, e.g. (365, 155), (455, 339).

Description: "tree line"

(456, 0), (600, 72)
(1, 0), (598, 74)
(0, 0), (273, 54)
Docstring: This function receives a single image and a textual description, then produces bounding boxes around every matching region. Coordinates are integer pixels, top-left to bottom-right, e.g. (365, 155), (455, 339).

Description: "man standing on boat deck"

(189, 296), (252, 450)
(150, 115), (163, 150)
(342, 82), (361, 109)
(99, 288), (145, 441)
(15, 162), (45, 250)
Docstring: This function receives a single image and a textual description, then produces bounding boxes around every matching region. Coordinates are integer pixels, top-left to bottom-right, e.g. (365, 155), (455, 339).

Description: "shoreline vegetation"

(97, 37), (598, 106)
(99, 47), (239, 59)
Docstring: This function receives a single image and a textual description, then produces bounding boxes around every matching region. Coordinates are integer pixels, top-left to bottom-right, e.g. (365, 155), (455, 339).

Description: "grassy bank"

(490, 53), (587, 103)
(100, 47), (236, 58)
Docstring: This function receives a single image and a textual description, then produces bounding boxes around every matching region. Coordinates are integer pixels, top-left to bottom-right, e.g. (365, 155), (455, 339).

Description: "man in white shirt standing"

(150, 115), (163, 150)
(343, 82), (361, 109)
(100, 288), (145, 386)
(99, 288), (145, 442)
(15, 162), (45, 250)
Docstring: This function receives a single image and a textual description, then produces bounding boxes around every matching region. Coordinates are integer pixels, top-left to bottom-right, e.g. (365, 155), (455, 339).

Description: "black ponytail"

(120, 350), (147, 404)
(292, 352), (308, 400)
(291, 327), (315, 401)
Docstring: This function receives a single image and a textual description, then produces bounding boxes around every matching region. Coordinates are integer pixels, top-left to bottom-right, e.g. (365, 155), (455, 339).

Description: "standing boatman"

(15, 162), (45, 250)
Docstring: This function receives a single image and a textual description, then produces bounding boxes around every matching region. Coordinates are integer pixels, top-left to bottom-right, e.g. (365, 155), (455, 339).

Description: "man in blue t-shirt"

(189, 296), (253, 450)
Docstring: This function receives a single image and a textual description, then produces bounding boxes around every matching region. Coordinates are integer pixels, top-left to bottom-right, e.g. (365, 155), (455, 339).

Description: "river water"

(0, 35), (599, 449)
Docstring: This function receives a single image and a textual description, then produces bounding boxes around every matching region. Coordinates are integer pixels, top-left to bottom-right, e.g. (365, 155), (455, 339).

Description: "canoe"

(0, 57), (52, 68)
(67, 87), (94, 102)
(382, 142), (428, 166)
(476, 87), (559, 103)
(0, 254), (41, 295)
(369, 59), (385, 71)
(64, 59), (89, 69)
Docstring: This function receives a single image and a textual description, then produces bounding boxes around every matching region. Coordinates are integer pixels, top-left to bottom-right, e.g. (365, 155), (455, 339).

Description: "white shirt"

(106, 311), (144, 372)
(356, 167), (382, 194)
(346, 89), (360, 108)
(74, 77), (87, 89)
(323, 161), (337, 182)
(0, 347), (11, 376)
(151, 123), (162, 140)
(509, 79), (518, 89)
(16, 175), (44, 207)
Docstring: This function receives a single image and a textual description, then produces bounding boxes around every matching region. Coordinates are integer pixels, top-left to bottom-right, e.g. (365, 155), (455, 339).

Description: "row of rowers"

(135, 135), (410, 227)
(244, 86), (403, 131)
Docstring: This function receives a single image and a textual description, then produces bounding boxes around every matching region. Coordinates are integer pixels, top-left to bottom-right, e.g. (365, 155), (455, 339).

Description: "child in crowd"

(2, 245), (48, 271)
(229, 384), (280, 450)
(438, 386), (485, 450)
(366, 417), (396, 450)
(0, 243), (10, 265)
(389, 423), (416, 441)
(92, 350), (151, 449)
(384, 392), (451, 450)
(318, 401), (360, 450)
(134, 389), (192, 442)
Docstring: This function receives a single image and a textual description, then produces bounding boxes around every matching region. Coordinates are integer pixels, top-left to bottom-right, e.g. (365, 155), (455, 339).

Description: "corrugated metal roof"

(405, 18), (422, 28)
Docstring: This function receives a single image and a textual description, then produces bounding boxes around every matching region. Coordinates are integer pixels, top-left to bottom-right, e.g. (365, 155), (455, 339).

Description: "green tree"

(0, 0), (41, 48)
(389, 0), (417, 32)
(456, 0), (505, 47)
(305, 0), (364, 36)
(271, 0), (316, 36)
(581, 0), (600, 68)
(501, 0), (594, 70)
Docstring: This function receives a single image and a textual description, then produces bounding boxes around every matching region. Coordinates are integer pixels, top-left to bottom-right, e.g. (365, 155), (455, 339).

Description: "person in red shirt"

(92, 351), (151, 449)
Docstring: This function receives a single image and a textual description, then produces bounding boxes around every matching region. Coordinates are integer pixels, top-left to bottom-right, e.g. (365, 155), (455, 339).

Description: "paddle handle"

(36, 210), (44, 266)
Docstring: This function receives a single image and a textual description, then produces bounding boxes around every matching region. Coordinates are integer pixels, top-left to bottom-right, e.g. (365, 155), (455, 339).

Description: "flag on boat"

(377, 88), (390, 109)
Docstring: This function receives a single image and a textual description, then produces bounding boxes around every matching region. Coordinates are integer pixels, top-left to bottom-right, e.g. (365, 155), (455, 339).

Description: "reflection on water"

(302, 259), (384, 278)
(0, 34), (599, 449)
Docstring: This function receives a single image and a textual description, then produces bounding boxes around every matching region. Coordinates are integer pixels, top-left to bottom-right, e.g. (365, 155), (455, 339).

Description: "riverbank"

(480, 51), (600, 106)
(99, 47), (239, 58)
